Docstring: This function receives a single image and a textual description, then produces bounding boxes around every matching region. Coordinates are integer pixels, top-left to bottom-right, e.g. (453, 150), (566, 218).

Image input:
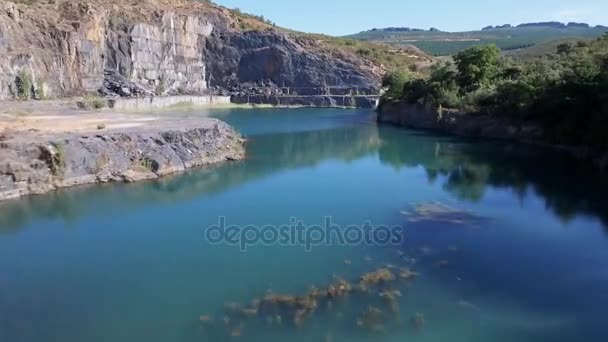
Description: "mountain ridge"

(346, 21), (608, 56)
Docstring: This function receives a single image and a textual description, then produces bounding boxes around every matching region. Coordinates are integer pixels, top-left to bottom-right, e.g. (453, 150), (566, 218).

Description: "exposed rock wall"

(204, 31), (379, 96)
(377, 101), (544, 142)
(0, 119), (245, 201)
(377, 100), (608, 169)
(0, 0), (381, 101)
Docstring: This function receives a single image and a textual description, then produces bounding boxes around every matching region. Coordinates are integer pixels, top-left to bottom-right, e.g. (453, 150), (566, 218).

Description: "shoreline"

(0, 99), (247, 202)
(377, 101), (608, 170)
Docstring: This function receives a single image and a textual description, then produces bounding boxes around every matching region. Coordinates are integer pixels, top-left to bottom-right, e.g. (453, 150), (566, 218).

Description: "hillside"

(0, 0), (429, 101)
(346, 22), (608, 56)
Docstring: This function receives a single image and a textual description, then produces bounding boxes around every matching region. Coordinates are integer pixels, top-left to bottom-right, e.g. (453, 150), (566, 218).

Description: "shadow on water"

(377, 126), (608, 230)
(0, 124), (381, 233)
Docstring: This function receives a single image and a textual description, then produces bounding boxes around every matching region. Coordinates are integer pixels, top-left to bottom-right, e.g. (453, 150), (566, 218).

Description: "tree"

(453, 45), (501, 92)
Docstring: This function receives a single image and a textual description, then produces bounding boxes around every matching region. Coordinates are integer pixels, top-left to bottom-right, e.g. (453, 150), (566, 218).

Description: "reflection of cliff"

(0, 125), (380, 233)
(378, 128), (608, 227)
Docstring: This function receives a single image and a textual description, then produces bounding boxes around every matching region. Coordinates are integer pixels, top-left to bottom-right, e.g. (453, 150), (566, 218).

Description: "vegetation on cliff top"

(208, 1), (430, 73)
(381, 34), (608, 150)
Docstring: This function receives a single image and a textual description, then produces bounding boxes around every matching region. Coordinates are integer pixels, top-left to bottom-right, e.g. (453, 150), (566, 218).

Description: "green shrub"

(431, 87), (461, 108)
(403, 79), (429, 103)
(381, 71), (410, 99)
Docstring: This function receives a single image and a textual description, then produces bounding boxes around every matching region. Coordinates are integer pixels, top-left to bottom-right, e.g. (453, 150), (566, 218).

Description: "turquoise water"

(1, 108), (607, 341)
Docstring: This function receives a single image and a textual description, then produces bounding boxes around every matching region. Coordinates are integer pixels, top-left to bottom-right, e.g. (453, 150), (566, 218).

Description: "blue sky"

(213, 0), (608, 36)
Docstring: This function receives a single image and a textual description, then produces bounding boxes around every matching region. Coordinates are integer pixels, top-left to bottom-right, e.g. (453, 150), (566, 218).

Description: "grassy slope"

(346, 25), (608, 56)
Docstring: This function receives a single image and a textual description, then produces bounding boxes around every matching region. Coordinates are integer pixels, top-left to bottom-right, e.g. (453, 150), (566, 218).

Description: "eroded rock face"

(0, 119), (245, 201)
(204, 31), (380, 96)
(0, 0), (381, 100)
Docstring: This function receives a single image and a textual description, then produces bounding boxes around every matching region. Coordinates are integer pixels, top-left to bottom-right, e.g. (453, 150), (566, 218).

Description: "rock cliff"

(377, 101), (544, 142)
(377, 101), (608, 170)
(0, 118), (245, 201)
(0, 0), (382, 102)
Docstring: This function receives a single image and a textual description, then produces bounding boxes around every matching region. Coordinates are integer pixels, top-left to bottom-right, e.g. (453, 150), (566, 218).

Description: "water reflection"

(1, 109), (608, 342)
(2, 113), (608, 234)
(0, 124), (380, 232)
(377, 127), (608, 229)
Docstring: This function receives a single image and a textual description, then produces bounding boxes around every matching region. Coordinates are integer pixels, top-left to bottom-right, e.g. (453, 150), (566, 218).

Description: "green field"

(346, 23), (608, 56)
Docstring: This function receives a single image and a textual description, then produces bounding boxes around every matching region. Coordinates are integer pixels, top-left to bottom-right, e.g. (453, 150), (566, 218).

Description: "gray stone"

(0, 2), (381, 105)
(0, 119), (245, 201)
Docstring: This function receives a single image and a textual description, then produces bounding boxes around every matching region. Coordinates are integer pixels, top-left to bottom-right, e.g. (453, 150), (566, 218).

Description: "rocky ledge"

(377, 101), (608, 169)
(0, 119), (245, 201)
(377, 101), (543, 142)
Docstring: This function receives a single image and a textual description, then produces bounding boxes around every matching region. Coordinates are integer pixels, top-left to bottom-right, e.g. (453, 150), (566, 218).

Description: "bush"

(431, 87), (461, 108)
(491, 80), (537, 116)
(461, 86), (496, 113)
(381, 71), (410, 99)
(403, 79), (428, 103)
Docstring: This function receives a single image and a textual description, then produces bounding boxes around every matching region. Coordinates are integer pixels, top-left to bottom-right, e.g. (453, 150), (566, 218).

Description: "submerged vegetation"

(200, 267), (420, 338)
(382, 34), (608, 150)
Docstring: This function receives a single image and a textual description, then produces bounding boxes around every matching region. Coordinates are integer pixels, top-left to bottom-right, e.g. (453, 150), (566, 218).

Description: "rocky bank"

(377, 101), (608, 169)
(0, 0), (382, 106)
(0, 118), (245, 201)
(377, 101), (544, 142)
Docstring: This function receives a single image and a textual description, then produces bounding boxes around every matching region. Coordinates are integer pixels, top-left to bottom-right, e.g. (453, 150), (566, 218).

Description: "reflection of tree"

(378, 127), (608, 228)
(0, 125), (380, 233)
(442, 164), (491, 202)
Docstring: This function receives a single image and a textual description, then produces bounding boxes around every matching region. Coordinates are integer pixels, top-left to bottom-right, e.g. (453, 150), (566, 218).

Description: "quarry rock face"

(0, 0), (381, 101)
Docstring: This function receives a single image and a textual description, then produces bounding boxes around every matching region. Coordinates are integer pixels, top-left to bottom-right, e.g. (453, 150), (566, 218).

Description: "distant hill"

(345, 22), (608, 56)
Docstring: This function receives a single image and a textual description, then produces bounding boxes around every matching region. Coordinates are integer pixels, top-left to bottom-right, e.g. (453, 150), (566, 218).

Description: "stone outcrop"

(0, 0), (381, 104)
(377, 101), (544, 142)
(0, 118), (245, 201)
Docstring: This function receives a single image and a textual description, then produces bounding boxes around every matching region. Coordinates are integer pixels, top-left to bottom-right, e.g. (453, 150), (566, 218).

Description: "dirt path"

(0, 100), (173, 134)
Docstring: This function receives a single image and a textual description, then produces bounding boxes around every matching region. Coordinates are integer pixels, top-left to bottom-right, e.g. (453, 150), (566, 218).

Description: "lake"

(1, 108), (607, 342)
